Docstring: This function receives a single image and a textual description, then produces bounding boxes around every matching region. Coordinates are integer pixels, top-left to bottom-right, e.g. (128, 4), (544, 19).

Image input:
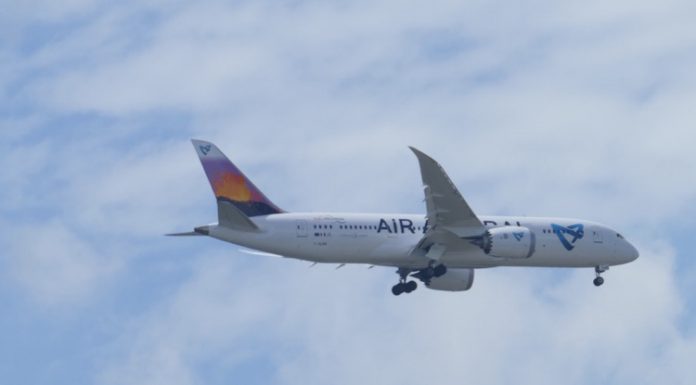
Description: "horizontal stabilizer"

(166, 226), (210, 237)
(166, 231), (203, 236)
(218, 200), (260, 232)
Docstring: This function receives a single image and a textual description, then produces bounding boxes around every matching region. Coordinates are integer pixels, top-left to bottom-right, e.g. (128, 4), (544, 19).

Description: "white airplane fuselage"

(206, 213), (638, 269)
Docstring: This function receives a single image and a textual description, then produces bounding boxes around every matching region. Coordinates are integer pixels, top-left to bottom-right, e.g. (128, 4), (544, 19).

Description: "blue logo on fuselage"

(551, 223), (584, 251)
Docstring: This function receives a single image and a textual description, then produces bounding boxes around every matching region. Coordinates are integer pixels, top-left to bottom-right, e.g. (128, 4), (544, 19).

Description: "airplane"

(169, 140), (639, 295)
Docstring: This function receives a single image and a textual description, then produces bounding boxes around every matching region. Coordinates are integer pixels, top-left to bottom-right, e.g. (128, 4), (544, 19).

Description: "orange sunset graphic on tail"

(194, 140), (283, 217)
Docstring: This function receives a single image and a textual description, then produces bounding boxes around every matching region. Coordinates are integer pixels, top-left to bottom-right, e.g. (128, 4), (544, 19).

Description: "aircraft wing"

(410, 147), (486, 257)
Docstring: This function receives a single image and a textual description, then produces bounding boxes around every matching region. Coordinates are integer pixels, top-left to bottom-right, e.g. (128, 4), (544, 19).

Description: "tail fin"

(191, 139), (284, 217)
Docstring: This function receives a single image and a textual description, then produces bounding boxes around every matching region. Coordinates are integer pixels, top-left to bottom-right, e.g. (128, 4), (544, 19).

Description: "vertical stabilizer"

(192, 139), (283, 217)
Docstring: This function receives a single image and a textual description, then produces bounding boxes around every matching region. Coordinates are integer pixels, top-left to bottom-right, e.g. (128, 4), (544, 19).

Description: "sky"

(2, 0), (696, 384)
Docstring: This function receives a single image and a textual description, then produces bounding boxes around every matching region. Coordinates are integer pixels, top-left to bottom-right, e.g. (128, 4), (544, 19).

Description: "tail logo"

(199, 144), (211, 156)
(551, 224), (584, 251)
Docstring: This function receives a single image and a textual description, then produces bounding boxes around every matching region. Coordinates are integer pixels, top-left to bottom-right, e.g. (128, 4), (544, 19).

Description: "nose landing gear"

(593, 265), (609, 287)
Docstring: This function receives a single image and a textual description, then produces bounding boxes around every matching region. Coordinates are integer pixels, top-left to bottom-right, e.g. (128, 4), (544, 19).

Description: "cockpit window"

(616, 233), (624, 239)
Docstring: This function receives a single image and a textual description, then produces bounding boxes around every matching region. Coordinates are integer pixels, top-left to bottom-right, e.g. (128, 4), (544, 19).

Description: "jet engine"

(480, 227), (535, 259)
(426, 268), (475, 291)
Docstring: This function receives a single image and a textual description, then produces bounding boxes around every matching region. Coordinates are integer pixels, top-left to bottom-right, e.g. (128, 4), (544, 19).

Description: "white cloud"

(58, 138), (208, 235)
(96, 252), (278, 385)
(2, 220), (121, 307)
(0, 135), (53, 209)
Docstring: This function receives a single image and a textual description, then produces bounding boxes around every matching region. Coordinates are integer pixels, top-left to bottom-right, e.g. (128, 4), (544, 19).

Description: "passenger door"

(593, 230), (603, 244)
(296, 220), (308, 238)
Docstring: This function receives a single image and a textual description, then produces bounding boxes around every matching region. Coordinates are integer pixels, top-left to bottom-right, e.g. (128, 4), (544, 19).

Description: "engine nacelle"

(481, 227), (535, 259)
(426, 268), (475, 291)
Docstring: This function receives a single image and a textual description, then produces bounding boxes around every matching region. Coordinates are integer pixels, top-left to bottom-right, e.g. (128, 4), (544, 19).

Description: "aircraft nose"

(625, 242), (639, 262)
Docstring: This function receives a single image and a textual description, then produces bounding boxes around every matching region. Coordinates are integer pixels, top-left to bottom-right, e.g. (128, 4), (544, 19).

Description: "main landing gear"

(392, 280), (417, 295)
(392, 268), (418, 295)
(593, 265), (609, 287)
(391, 264), (448, 296)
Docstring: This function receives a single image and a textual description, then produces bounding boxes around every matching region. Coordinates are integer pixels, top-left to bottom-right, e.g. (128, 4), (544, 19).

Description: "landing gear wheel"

(424, 267), (435, 278)
(433, 264), (447, 277)
(405, 281), (418, 293)
(392, 268), (413, 295)
(593, 265), (608, 287)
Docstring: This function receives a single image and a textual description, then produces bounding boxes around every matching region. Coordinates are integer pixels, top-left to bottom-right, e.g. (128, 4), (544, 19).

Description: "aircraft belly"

(272, 232), (416, 265)
(486, 246), (610, 268)
(440, 245), (613, 269)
